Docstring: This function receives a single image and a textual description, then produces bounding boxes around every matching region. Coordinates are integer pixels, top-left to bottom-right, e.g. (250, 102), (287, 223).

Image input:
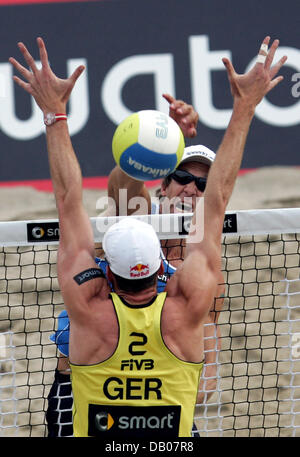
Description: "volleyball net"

(0, 208), (300, 437)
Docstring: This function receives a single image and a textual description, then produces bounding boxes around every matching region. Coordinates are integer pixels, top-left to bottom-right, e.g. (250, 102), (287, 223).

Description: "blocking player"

(9, 35), (286, 437)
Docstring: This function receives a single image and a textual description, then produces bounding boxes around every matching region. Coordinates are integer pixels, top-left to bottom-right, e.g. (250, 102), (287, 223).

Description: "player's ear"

(160, 177), (169, 196)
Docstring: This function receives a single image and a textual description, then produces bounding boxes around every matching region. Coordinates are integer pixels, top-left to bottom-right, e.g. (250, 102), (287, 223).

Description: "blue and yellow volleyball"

(112, 110), (185, 181)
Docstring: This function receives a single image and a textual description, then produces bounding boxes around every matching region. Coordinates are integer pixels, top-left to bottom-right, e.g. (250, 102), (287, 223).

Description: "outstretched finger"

(222, 57), (236, 82)
(256, 36), (270, 65)
(17, 42), (39, 76)
(162, 93), (175, 105)
(9, 57), (32, 81)
(265, 38), (280, 71)
(12, 75), (33, 95)
(62, 65), (85, 102)
(37, 37), (50, 70)
(270, 55), (288, 79)
(69, 65), (85, 85)
(267, 75), (284, 93)
(163, 93), (184, 112)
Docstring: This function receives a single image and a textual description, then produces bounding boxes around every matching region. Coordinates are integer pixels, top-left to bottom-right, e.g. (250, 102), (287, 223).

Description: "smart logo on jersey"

(88, 404), (181, 437)
(94, 411), (114, 431)
(129, 263), (149, 278)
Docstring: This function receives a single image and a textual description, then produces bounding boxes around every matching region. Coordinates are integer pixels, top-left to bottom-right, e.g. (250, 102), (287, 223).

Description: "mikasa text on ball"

(112, 110), (185, 181)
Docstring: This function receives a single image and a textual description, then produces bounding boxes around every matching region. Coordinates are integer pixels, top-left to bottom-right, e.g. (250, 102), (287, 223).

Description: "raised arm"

(107, 94), (199, 216)
(202, 37), (287, 249)
(190, 36), (286, 254)
(173, 36), (287, 316)
(9, 38), (105, 320)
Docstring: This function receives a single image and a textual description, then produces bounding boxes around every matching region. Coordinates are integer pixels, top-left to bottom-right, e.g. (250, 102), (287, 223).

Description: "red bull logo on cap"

(130, 263), (150, 278)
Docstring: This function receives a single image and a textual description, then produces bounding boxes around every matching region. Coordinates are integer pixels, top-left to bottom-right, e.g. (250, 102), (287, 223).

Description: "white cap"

(179, 144), (215, 167)
(102, 218), (161, 280)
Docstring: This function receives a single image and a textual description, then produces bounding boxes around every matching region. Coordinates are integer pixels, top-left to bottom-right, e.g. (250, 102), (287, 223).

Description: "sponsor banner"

(2, 208), (299, 246)
(223, 213), (237, 234)
(179, 213), (237, 236)
(27, 221), (59, 242)
(0, 0), (299, 184)
(88, 404), (181, 438)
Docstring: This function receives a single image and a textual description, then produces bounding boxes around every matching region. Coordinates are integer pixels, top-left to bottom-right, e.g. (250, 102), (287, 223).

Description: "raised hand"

(163, 93), (199, 138)
(222, 36), (287, 110)
(9, 37), (85, 115)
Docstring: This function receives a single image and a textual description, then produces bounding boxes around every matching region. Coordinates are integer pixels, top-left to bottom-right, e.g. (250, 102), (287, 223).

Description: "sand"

(1, 166), (300, 222)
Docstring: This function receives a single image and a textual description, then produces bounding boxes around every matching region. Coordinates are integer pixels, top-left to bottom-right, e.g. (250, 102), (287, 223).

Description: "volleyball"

(112, 110), (185, 181)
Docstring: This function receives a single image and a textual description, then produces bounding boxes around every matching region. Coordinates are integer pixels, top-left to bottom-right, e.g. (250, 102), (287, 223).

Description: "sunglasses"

(168, 169), (207, 192)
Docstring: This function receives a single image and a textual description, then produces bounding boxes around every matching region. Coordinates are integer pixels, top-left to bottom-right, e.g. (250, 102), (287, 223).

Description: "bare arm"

(197, 37), (287, 251)
(198, 283), (224, 404)
(107, 166), (152, 216)
(173, 36), (287, 320)
(9, 39), (84, 212)
(9, 38), (106, 321)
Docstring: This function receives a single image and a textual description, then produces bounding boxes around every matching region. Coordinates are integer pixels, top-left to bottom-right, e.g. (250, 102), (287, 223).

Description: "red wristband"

(44, 113), (67, 126)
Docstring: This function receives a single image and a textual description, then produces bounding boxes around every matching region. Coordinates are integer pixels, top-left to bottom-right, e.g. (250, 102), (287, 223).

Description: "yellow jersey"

(70, 292), (203, 437)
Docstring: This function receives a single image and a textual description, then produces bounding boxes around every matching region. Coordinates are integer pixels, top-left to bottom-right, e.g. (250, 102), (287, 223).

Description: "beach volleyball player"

(47, 99), (210, 437)
(9, 35), (287, 437)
